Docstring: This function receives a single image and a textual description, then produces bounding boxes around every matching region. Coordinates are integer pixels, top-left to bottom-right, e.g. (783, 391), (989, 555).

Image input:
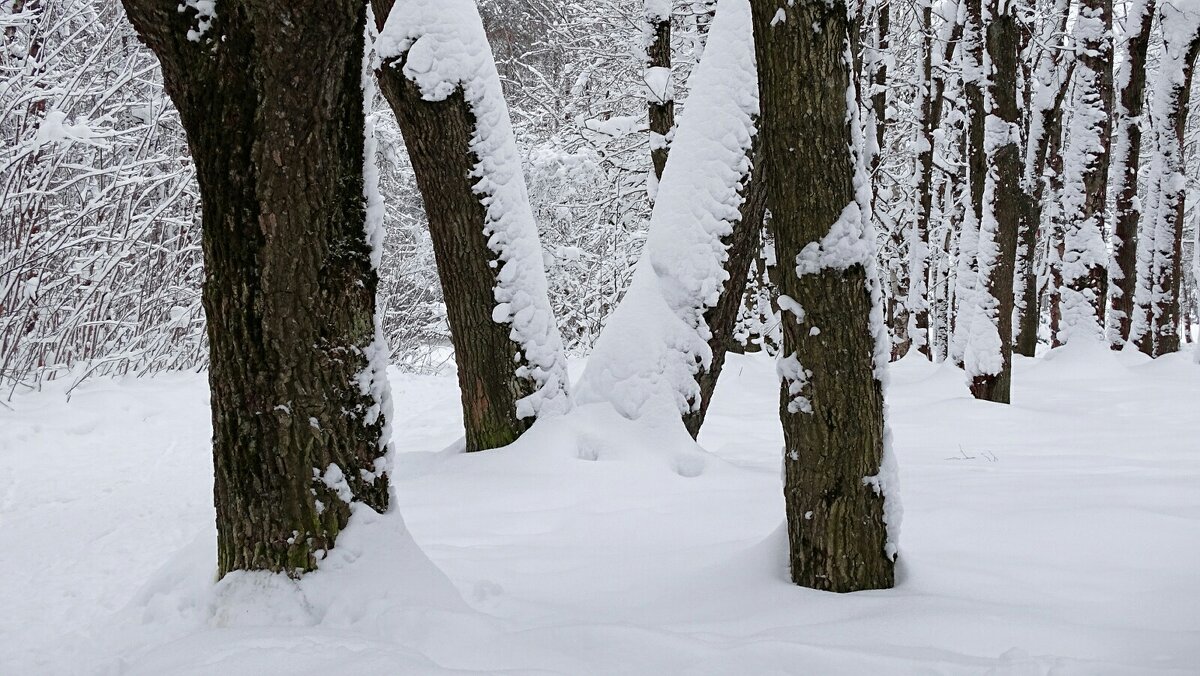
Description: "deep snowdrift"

(2, 345), (1199, 674)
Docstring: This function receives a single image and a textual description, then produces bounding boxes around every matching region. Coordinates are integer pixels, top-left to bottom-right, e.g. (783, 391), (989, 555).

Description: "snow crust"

(574, 0), (758, 419)
(376, 0), (570, 419)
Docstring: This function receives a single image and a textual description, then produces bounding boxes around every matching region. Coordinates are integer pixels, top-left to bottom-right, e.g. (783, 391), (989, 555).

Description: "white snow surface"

(574, 0), (758, 419)
(376, 0), (570, 419)
(4, 348), (1200, 674)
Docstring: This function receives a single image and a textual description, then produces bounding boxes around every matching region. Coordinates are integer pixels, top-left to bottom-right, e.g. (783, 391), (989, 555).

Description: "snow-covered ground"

(2, 345), (1198, 675)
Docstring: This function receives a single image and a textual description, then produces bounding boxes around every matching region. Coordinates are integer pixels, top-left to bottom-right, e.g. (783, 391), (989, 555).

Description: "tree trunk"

(1057, 0), (1112, 343)
(372, 0), (569, 451)
(684, 144), (767, 438)
(1106, 0), (1156, 348)
(967, 0), (1021, 403)
(1144, 12), (1200, 355)
(647, 1), (676, 183)
(121, 0), (391, 578)
(751, 0), (896, 592)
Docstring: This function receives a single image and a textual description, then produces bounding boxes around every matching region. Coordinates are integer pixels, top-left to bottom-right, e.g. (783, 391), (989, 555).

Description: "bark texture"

(120, 0), (390, 577)
(970, 2), (1021, 403)
(751, 0), (894, 592)
(372, 2), (538, 452)
(647, 8), (675, 182)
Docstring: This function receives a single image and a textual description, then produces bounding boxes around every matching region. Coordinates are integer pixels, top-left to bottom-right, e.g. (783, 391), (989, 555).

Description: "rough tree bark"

(968, 0), (1022, 403)
(120, 0), (391, 577)
(1105, 0), (1156, 349)
(646, 0), (676, 183)
(751, 0), (896, 592)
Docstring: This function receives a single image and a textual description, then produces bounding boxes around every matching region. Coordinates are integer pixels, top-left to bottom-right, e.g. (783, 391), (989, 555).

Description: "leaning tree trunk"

(372, 0), (570, 452)
(1106, 0), (1156, 349)
(120, 0), (391, 577)
(684, 143), (767, 438)
(1057, 0), (1113, 344)
(646, 0), (676, 184)
(750, 0), (897, 593)
(966, 0), (1021, 403)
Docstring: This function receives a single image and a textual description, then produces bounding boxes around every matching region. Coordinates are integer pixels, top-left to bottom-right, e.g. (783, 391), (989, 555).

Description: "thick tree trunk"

(647, 2), (676, 183)
(751, 0), (895, 592)
(1106, 0), (1155, 348)
(121, 0), (391, 577)
(684, 144), (767, 438)
(969, 1), (1022, 403)
(372, 1), (547, 452)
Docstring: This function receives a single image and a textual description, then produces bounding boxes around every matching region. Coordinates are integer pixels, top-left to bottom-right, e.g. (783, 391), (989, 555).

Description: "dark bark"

(970, 2), (1022, 403)
(647, 10), (675, 182)
(751, 0), (894, 592)
(371, 1), (541, 452)
(684, 142), (767, 439)
(1107, 0), (1155, 348)
(121, 0), (390, 577)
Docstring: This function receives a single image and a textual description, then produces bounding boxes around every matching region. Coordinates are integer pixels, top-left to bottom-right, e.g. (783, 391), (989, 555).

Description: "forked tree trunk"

(120, 0), (391, 577)
(1106, 0), (1156, 348)
(751, 0), (895, 592)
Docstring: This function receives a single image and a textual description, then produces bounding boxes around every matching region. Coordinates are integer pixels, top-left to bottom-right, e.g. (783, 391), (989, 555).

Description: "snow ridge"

(376, 0), (570, 419)
(574, 0), (758, 419)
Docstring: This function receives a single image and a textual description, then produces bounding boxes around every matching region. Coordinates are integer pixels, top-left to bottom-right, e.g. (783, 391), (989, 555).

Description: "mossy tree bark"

(750, 0), (895, 592)
(120, 0), (391, 578)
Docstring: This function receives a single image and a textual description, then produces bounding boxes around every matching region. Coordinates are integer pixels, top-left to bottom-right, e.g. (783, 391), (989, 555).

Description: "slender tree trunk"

(684, 145), (767, 438)
(1144, 9), (1200, 355)
(967, 0), (1021, 403)
(372, 0), (569, 451)
(1015, 0), (1072, 356)
(1106, 0), (1156, 348)
(751, 0), (896, 592)
(121, 0), (391, 577)
(646, 1), (676, 183)
(909, 0), (935, 359)
(1057, 0), (1112, 343)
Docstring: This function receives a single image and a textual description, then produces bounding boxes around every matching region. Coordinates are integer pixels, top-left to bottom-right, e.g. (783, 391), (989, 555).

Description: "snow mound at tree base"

(3, 354), (1200, 674)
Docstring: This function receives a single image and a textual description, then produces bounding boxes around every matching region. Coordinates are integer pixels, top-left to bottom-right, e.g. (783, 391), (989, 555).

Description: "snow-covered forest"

(2, 0), (1199, 673)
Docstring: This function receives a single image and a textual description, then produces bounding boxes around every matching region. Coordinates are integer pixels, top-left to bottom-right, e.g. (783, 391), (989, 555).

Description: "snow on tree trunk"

(1134, 1), (1200, 356)
(908, 0), (935, 360)
(575, 0), (760, 423)
(1056, 0), (1113, 345)
(645, 0), (676, 190)
(373, 0), (571, 451)
(1015, 0), (1072, 356)
(751, 0), (898, 592)
(965, 0), (1021, 404)
(952, 0), (986, 368)
(1105, 0), (1156, 349)
(119, 0), (392, 577)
